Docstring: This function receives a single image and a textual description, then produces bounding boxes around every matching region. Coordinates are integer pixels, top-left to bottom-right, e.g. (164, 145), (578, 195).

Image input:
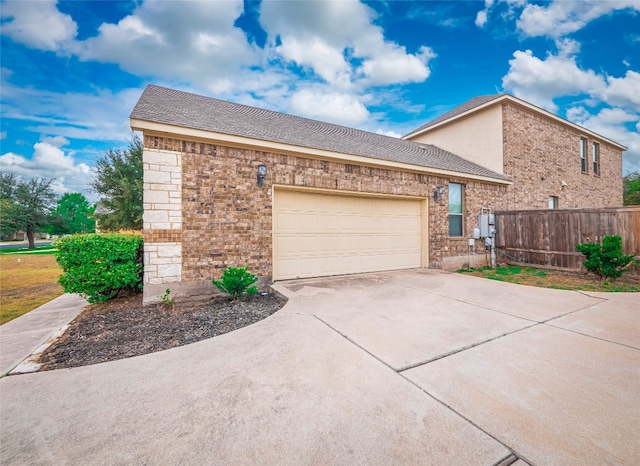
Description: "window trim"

(448, 182), (464, 237)
(592, 141), (600, 176)
(580, 137), (588, 173)
(549, 196), (559, 209)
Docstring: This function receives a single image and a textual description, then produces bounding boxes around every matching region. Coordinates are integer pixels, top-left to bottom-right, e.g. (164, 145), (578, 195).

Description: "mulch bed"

(36, 293), (285, 371)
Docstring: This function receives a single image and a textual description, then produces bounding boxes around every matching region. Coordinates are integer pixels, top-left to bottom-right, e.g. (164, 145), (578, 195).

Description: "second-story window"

(592, 142), (600, 176)
(580, 137), (588, 173)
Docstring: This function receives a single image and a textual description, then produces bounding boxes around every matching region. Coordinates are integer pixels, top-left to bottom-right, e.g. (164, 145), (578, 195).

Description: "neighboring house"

(403, 94), (626, 210)
(130, 85), (625, 302)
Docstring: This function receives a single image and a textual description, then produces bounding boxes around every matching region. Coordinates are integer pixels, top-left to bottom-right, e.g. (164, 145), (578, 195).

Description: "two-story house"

(130, 86), (626, 302)
(403, 94), (626, 210)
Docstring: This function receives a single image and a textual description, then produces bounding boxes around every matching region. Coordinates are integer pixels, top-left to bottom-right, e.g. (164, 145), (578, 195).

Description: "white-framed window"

(549, 196), (558, 209)
(580, 137), (588, 173)
(592, 141), (600, 176)
(449, 183), (463, 237)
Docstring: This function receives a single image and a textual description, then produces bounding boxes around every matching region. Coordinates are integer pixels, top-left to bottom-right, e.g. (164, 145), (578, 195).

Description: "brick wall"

(142, 134), (508, 299)
(502, 102), (623, 210)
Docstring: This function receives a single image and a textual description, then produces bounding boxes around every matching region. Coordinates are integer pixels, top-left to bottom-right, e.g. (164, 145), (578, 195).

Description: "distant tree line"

(0, 135), (143, 248)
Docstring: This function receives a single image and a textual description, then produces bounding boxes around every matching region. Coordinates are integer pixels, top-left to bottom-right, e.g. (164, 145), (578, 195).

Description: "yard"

(460, 264), (639, 292)
(0, 253), (64, 325)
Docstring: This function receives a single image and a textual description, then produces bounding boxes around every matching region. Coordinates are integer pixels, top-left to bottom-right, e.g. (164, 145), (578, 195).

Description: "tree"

(91, 134), (143, 231)
(0, 173), (57, 248)
(47, 193), (96, 235)
(623, 172), (640, 206)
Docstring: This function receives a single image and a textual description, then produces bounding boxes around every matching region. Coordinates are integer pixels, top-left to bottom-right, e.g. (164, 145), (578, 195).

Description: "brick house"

(403, 94), (626, 210)
(130, 86), (625, 302)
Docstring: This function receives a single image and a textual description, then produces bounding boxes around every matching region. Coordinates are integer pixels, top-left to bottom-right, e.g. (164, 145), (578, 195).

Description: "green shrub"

(576, 235), (636, 280)
(212, 266), (259, 300)
(54, 233), (143, 303)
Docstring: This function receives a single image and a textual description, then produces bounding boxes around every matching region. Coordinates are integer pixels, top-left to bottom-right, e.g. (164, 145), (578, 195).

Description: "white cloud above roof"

(260, 0), (434, 90)
(73, 0), (258, 89)
(290, 88), (370, 126)
(0, 0), (77, 51)
(517, 0), (640, 38)
(502, 49), (605, 112)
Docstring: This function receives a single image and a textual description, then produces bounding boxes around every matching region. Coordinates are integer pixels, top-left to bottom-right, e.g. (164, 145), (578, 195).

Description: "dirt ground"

(37, 292), (285, 371)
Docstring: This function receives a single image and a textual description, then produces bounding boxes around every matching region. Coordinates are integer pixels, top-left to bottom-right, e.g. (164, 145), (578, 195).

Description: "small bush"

(576, 235), (636, 280)
(54, 233), (143, 303)
(212, 266), (259, 300)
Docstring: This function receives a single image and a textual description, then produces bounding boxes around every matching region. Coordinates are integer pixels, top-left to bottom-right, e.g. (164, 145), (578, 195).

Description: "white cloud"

(40, 135), (70, 148)
(517, 0), (640, 38)
(260, 0), (434, 90)
(0, 141), (93, 197)
(502, 49), (605, 111)
(475, 10), (489, 28)
(475, 0), (494, 27)
(1, 74), (141, 142)
(603, 71), (640, 111)
(290, 88), (369, 126)
(72, 0), (258, 91)
(0, 0), (77, 51)
(360, 45), (435, 87)
(375, 129), (401, 138)
(277, 37), (352, 88)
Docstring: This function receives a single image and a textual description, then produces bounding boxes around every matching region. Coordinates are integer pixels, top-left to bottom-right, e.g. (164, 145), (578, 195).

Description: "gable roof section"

(130, 85), (509, 183)
(405, 94), (505, 137)
(403, 94), (627, 151)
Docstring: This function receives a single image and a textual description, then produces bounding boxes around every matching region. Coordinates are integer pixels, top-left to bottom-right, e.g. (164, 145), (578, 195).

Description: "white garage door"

(273, 189), (424, 280)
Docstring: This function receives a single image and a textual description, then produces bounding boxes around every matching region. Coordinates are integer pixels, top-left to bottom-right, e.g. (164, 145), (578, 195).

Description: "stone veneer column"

(142, 148), (182, 303)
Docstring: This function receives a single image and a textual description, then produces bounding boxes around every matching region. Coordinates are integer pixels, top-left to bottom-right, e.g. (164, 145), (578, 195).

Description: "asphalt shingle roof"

(131, 85), (509, 182)
(406, 94), (505, 136)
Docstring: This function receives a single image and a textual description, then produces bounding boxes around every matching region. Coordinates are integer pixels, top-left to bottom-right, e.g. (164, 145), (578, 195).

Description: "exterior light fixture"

(433, 186), (445, 202)
(257, 164), (267, 187)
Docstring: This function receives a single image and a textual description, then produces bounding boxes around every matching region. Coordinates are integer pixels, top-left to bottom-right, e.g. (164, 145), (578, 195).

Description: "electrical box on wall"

(478, 214), (489, 237)
(478, 214), (496, 238)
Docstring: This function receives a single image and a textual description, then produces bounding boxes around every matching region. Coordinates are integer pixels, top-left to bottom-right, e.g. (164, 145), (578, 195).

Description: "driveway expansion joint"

(312, 314), (527, 464)
(543, 323), (640, 351)
(310, 314), (399, 374)
(397, 321), (540, 373)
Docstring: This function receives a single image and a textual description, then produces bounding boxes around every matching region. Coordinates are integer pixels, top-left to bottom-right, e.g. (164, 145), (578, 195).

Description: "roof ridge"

(139, 85), (409, 145)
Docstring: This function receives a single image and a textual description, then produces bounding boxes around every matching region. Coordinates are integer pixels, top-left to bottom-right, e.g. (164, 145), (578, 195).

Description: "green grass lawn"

(460, 265), (639, 292)
(0, 245), (57, 255)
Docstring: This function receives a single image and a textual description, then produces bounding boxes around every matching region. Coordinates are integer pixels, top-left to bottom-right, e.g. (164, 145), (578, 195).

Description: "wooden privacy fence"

(494, 207), (640, 274)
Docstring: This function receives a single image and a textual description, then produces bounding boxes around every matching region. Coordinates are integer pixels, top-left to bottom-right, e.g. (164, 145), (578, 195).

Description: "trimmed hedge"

(55, 233), (143, 303)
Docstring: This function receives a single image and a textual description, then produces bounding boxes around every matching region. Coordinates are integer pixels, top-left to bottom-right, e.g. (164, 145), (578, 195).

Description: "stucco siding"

(407, 104), (504, 174)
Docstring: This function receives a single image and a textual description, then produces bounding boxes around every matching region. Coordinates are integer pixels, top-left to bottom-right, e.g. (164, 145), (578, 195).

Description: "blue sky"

(1, 0), (639, 202)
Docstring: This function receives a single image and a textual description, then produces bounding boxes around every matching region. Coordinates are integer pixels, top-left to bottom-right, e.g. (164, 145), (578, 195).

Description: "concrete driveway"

(1, 270), (638, 465)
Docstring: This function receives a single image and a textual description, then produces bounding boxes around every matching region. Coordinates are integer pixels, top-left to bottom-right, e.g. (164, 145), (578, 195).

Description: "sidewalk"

(0, 294), (87, 376)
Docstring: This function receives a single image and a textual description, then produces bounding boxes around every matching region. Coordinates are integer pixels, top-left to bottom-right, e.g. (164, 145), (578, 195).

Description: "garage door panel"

(274, 190), (424, 280)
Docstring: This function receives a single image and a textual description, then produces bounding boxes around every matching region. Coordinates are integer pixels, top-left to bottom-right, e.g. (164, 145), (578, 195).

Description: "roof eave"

(130, 118), (512, 186)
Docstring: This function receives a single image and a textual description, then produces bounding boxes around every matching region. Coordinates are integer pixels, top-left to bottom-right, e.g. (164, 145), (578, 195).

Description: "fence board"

(495, 207), (640, 275)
